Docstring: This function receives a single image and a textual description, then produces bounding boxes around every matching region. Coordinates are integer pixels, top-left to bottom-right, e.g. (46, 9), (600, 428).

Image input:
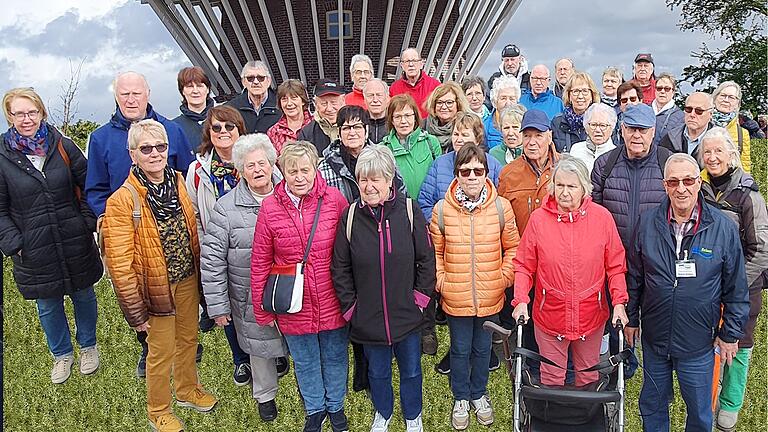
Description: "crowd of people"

(1, 42), (766, 432)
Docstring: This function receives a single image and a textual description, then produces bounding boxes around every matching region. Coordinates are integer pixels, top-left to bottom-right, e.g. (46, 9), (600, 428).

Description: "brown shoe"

(177, 387), (218, 413)
(149, 413), (184, 432)
(422, 332), (438, 355)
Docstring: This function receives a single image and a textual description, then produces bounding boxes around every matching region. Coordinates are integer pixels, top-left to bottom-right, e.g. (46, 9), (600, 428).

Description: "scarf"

(210, 150), (239, 198)
(506, 146), (524, 162)
(424, 116), (455, 152)
(454, 185), (488, 212)
(132, 165), (183, 222)
(314, 111), (339, 142)
(5, 123), (49, 156)
(179, 97), (213, 123)
(600, 94), (617, 107)
(711, 167), (736, 192)
(562, 106), (585, 136)
(712, 110), (736, 128)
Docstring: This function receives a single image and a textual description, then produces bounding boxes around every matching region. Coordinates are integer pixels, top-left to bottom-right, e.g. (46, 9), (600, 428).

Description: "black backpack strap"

(512, 346), (632, 373)
(599, 146), (623, 191)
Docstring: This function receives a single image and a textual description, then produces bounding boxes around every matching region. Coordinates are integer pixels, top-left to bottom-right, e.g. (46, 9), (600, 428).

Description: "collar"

(400, 70), (425, 87)
(653, 99), (676, 115)
(667, 199), (702, 230)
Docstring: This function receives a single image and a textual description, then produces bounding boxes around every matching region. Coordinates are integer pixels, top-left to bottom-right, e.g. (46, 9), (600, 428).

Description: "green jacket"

(380, 128), (441, 198)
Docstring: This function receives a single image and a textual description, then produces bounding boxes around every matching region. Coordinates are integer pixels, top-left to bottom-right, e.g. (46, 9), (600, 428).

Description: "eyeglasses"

(588, 122), (611, 130)
(663, 176), (699, 188)
(458, 167), (486, 177)
(683, 106), (713, 115)
(353, 69), (372, 76)
(717, 94), (739, 102)
(340, 123), (365, 133)
(655, 86), (673, 92)
(10, 110), (40, 120)
(570, 88), (591, 96)
(620, 96), (639, 104)
(400, 59), (423, 65)
(211, 122), (237, 133)
(436, 99), (456, 108)
(244, 75), (268, 83)
(530, 76), (550, 82)
(393, 113), (415, 122)
(137, 143), (169, 155)
(465, 91), (484, 99)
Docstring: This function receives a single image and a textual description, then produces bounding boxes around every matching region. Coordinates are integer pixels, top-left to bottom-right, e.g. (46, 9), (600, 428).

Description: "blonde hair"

(2, 87), (48, 126)
(426, 81), (469, 118)
(562, 72), (601, 107)
(127, 119), (168, 150)
(278, 140), (319, 170)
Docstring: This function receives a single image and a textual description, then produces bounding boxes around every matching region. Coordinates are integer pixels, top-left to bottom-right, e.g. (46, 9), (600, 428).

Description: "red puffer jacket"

(250, 173), (348, 335)
(512, 194), (628, 340)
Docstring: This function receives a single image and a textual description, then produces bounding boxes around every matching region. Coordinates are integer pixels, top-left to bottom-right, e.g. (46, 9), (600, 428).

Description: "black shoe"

(276, 356), (290, 378)
(136, 354), (147, 379)
(196, 343), (203, 363)
(421, 332), (437, 355)
(489, 350), (500, 371)
(258, 399), (278, 422)
(233, 362), (252, 386)
(435, 307), (447, 325)
(435, 352), (451, 375)
(199, 316), (216, 333)
(303, 410), (326, 432)
(328, 409), (349, 432)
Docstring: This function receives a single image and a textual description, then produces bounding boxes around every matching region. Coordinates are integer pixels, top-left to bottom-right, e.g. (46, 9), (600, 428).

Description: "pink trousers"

(534, 326), (603, 386)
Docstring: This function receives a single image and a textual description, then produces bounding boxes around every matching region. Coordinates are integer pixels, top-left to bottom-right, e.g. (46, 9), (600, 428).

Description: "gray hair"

(497, 103), (526, 129)
(232, 133), (278, 172)
(664, 153), (700, 178)
(349, 54), (373, 74)
(461, 75), (487, 96)
(582, 103), (618, 130)
(363, 78), (389, 94)
(113, 71), (150, 98)
(656, 72), (677, 89)
(712, 81), (742, 112)
(490, 75), (521, 109)
(698, 127), (742, 170)
(555, 58), (575, 69)
(548, 154), (593, 197)
(686, 91), (714, 107)
(241, 60), (270, 78)
(602, 67), (624, 83)
(127, 119), (167, 151)
(355, 144), (397, 183)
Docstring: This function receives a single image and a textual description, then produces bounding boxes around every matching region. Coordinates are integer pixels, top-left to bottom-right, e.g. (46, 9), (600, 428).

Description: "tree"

(667, 0), (767, 114)
(53, 58), (86, 136)
(66, 119), (100, 151)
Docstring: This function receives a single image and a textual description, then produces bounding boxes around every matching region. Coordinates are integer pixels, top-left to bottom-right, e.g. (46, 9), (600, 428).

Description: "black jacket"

(332, 193), (436, 345)
(298, 120), (333, 155)
(658, 122), (714, 161)
(0, 126), (103, 299)
(172, 98), (213, 152)
(551, 113), (587, 152)
(369, 117), (388, 144)
(226, 88), (281, 133)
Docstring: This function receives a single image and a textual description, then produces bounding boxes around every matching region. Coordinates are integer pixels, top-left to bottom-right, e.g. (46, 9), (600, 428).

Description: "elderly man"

(553, 58), (574, 98)
(519, 64), (564, 121)
(298, 78), (345, 154)
(659, 92), (714, 162)
(345, 54), (373, 108)
(389, 47), (440, 119)
(626, 152), (749, 432)
(483, 76), (520, 149)
(227, 60), (281, 133)
(487, 44), (530, 95)
(363, 78), (390, 143)
(633, 53), (656, 104)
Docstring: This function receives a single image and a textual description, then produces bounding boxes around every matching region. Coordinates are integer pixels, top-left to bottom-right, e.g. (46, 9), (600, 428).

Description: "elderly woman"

(267, 79), (312, 154)
(490, 104), (526, 165)
(200, 134), (286, 422)
(698, 128), (768, 431)
(712, 81), (752, 172)
(0, 88), (102, 384)
(484, 75), (521, 149)
(551, 71), (600, 152)
(570, 103), (618, 173)
(332, 145), (436, 432)
(424, 81), (470, 152)
(616, 80), (643, 114)
(173, 66), (214, 149)
(380, 94), (442, 198)
(103, 119), (217, 431)
(250, 141), (349, 432)
(461, 75), (490, 121)
(430, 144), (519, 430)
(600, 67), (623, 108)
(512, 156), (629, 386)
(651, 73), (684, 147)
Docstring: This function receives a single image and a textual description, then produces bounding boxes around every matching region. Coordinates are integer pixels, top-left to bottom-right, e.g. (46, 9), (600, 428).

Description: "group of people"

(0, 41), (765, 432)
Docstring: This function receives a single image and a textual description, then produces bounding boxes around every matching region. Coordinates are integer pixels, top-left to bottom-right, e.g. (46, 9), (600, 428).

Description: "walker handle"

(483, 321), (512, 338)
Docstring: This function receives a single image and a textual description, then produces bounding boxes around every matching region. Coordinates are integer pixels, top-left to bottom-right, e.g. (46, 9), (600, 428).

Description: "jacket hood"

(497, 56), (529, 79)
(540, 194), (593, 223)
(444, 177), (498, 211)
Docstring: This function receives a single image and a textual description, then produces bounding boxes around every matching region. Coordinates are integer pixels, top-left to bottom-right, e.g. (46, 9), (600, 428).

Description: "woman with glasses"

(0, 87), (103, 385)
(651, 73), (684, 147)
(423, 81), (470, 153)
(570, 103), (618, 173)
(489, 104), (526, 166)
(712, 81), (752, 172)
(550, 71), (600, 152)
(461, 76), (490, 121)
(484, 76), (522, 149)
(267, 79), (312, 154)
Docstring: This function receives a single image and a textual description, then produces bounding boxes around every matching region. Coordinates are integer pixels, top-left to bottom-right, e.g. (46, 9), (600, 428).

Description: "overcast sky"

(1, 0), (726, 126)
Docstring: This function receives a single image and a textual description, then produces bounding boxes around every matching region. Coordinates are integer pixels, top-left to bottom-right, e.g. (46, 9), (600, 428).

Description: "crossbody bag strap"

(301, 197), (324, 263)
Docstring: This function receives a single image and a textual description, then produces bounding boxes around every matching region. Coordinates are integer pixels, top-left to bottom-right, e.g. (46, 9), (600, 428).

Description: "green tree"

(65, 119), (100, 150)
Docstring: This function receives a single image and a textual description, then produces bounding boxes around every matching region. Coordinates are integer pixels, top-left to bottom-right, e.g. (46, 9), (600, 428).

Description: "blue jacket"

(551, 114), (587, 153)
(85, 104), (195, 216)
(519, 89), (564, 121)
(417, 151), (502, 221)
(483, 111), (503, 149)
(627, 197), (749, 358)
(652, 105), (685, 147)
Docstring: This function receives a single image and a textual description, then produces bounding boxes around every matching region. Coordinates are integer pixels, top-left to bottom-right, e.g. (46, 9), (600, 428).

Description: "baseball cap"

(520, 109), (550, 132)
(314, 79), (344, 97)
(634, 53), (654, 64)
(622, 104), (655, 129)
(502, 44), (520, 58)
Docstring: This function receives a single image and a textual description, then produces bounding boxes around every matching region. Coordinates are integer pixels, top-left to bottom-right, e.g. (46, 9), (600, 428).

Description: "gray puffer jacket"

(201, 178), (286, 358)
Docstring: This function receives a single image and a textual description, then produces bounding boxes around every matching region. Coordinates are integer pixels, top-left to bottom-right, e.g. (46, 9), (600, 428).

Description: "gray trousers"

(250, 355), (279, 402)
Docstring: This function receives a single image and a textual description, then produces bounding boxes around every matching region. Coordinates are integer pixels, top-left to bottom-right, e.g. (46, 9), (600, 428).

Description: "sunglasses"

(244, 75), (268, 83)
(663, 176), (699, 188)
(683, 106), (712, 115)
(655, 86), (673, 92)
(137, 143), (168, 155)
(458, 168), (486, 177)
(620, 96), (639, 104)
(211, 122), (237, 133)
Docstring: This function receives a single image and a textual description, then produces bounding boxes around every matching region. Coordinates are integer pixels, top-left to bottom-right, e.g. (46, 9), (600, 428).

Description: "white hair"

(363, 78), (389, 94)
(548, 154), (593, 197)
(664, 153), (700, 178)
(712, 81), (742, 112)
(355, 144), (396, 183)
(349, 54), (373, 74)
(232, 133), (277, 172)
(490, 76), (521, 109)
(583, 103), (618, 130)
(698, 127), (742, 170)
(112, 71), (150, 98)
(241, 61), (270, 78)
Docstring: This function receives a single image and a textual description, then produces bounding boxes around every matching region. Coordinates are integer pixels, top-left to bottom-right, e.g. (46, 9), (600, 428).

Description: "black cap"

(502, 44), (520, 58)
(634, 53), (654, 64)
(314, 79), (344, 97)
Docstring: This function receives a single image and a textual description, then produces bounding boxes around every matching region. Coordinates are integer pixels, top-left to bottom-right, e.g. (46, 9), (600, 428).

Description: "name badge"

(675, 260), (697, 278)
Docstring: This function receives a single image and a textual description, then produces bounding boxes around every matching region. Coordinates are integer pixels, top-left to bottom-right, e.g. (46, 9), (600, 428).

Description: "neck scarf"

(506, 146), (523, 162)
(601, 94), (617, 107)
(210, 150), (239, 199)
(5, 123), (49, 156)
(132, 165), (183, 222)
(454, 185), (488, 212)
(562, 106), (585, 136)
(711, 167), (736, 191)
(712, 110), (736, 128)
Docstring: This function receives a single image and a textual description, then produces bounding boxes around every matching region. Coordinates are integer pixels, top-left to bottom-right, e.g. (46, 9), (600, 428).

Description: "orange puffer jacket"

(430, 178), (520, 317)
(102, 171), (200, 327)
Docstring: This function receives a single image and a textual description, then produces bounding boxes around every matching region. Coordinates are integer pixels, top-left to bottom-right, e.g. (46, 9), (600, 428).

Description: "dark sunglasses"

(137, 143), (168, 155)
(683, 106), (712, 115)
(211, 122), (237, 133)
(663, 176), (699, 188)
(655, 86), (673, 92)
(244, 75), (268, 83)
(458, 168), (486, 177)
(620, 96), (639, 104)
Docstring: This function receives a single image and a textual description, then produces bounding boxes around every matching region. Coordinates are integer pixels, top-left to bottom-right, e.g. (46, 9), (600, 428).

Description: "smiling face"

(568, 79), (593, 114)
(9, 96), (42, 137)
(456, 157), (487, 200)
(435, 91), (458, 123)
(210, 117), (240, 156)
(316, 94), (344, 123)
(701, 138), (732, 177)
(553, 169), (585, 213)
(664, 159), (702, 217)
(130, 135), (168, 180)
(283, 155), (316, 197)
(280, 93), (304, 119)
(602, 74), (620, 97)
(358, 175), (392, 206)
(242, 148), (274, 194)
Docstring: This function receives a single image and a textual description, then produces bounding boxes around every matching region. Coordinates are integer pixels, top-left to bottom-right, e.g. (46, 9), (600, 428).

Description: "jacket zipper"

(540, 288), (546, 311)
(470, 213), (478, 313)
(385, 220), (392, 253)
(376, 207), (392, 344)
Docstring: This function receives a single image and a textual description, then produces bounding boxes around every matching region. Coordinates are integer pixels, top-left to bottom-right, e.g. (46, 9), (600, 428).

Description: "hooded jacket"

(380, 128), (442, 198)
(488, 58), (531, 94)
(226, 88), (281, 133)
(266, 110), (312, 155)
(483, 110), (503, 149)
(389, 71), (441, 119)
(344, 87), (367, 108)
(519, 89), (565, 121)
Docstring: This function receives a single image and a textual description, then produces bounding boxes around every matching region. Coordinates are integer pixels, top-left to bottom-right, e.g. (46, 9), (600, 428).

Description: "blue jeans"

(36, 286), (98, 358)
(640, 343), (714, 432)
(447, 314), (494, 401)
(363, 331), (423, 420)
(223, 322), (249, 365)
(285, 326), (349, 415)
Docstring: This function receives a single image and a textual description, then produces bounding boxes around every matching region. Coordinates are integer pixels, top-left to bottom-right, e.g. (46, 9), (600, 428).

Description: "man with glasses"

(298, 78), (345, 155)
(519, 64), (564, 121)
(487, 44), (530, 97)
(625, 152), (748, 432)
(632, 53), (656, 104)
(659, 92), (714, 163)
(363, 78), (390, 143)
(345, 54), (374, 109)
(553, 58), (574, 99)
(227, 60), (281, 133)
(389, 47), (440, 119)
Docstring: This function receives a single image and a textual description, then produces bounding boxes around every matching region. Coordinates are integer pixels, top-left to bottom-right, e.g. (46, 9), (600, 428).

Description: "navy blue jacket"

(225, 88), (281, 134)
(551, 114), (587, 153)
(652, 105), (685, 147)
(627, 197), (749, 358)
(172, 98), (213, 153)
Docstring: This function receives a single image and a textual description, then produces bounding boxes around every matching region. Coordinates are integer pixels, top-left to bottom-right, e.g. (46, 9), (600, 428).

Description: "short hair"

(489, 75), (521, 109)
(555, 58), (574, 69)
(602, 67), (624, 84)
(582, 103), (618, 130)
(562, 71), (600, 107)
(686, 91), (714, 107)
(232, 133), (278, 172)
(453, 143), (488, 177)
(548, 154), (593, 197)
(276, 79), (309, 111)
(336, 105), (370, 128)
(177, 66), (210, 96)
(426, 81), (469, 118)
(363, 78), (389, 95)
(698, 127), (742, 170)
(241, 60), (270, 78)
(461, 75), (487, 96)
(349, 54), (373, 74)
(664, 153), (700, 178)
(112, 71), (150, 98)
(278, 140), (319, 170)
(617, 80), (643, 101)
(200, 105), (247, 155)
(712, 81), (742, 111)
(385, 94), (420, 132)
(453, 111), (486, 146)
(128, 119), (168, 151)
(401, 47), (420, 58)
(497, 104), (526, 130)
(655, 72), (677, 90)
(355, 144), (397, 183)
(2, 87), (48, 125)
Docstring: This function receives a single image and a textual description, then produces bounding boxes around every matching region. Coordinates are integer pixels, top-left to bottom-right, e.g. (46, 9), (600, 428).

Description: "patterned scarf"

(4, 123), (49, 156)
(712, 110), (736, 128)
(132, 165), (183, 222)
(562, 106), (585, 136)
(600, 94), (617, 107)
(454, 185), (488, 212)
(209, 150), (239, 198)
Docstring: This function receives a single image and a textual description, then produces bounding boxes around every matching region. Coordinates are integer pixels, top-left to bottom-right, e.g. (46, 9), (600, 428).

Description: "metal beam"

(458, 1), (502, 78)
(423, 0), (458, 77)
(284, 0), (306, 84)
(377, 0), (395, 79)
(465, 0), (523, 77)
(310, 0), (324, 79)
(445, 0), (494, 79)
(236, 0), (277, 83)
(414, 0), (439, 55)
(199, 0), (244, 74)
(219, 0), (253, 63)
(434, 0), (479, 80)
(360, 0), (368, 56)
(338, 0), (344, 85)
(395, 0), (421, 77)
(255, 0), (289, 81)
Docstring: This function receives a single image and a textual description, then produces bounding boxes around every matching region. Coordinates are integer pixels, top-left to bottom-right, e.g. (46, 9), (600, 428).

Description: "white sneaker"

(471, 395), (494, 426)
(717, 409), (739, 431)
(405, 413), (423, 432)
(370, 411), (391, 432)
(451, 400), (470, 430)
(51, 355), (74, 384)
(79, 345), (100, 375)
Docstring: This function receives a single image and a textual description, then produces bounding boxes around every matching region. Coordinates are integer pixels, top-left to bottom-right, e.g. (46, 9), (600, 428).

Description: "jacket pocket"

(412, 140), (432, 164)
(343, 300), (357, 322)
(537, 280), (566, 326)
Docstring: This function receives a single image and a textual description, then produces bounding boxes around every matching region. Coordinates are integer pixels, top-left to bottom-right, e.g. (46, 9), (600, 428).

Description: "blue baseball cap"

(520, 109), (550, 132)
(622, 103), (655, 129)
